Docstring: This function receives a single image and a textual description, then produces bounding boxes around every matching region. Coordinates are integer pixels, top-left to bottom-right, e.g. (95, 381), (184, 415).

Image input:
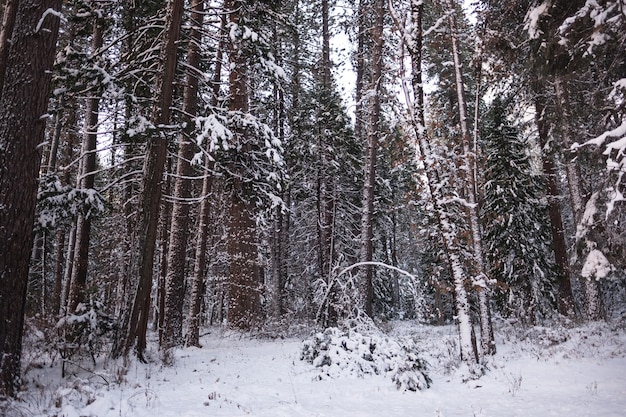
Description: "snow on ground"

(5, 319), (626, 417)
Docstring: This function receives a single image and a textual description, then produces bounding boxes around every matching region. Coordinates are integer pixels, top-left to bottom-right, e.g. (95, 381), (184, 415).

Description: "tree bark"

(533, 81), (576, 317)
(0, 0), (17, 93)
(446, 0), (495, 356)
(359, 0), (384, 317)
(393, 0), (479, 365)
(185, 6), (224, 348)
(0, 0), (62, 398)
(161, 0), (205, 359)
(225, 0), (262, 329)
(554, 76), (604, 320)
(67, 18), (104, 314)
(113, 0), (184, 360)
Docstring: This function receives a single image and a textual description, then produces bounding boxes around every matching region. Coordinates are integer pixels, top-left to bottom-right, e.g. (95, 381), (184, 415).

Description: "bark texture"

(359, 0), (384, 317)
(162, 0), (204, 358)
(113, 0), (184, 360)
(0, 0), (62, 397)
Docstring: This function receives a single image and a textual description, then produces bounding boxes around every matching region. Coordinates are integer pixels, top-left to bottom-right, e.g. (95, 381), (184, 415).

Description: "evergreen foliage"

(481, 97), (557, 322)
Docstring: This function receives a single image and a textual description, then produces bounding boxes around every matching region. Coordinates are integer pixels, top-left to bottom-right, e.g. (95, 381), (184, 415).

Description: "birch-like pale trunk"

(446, 0), (495, 356)
(389, 0), (478, 365)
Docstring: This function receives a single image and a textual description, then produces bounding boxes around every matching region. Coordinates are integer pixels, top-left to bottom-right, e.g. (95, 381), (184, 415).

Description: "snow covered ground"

(5, 319), (626, 417)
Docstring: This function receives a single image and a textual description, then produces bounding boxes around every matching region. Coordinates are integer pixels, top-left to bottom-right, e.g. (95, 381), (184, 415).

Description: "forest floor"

(5, 317), (626, 417)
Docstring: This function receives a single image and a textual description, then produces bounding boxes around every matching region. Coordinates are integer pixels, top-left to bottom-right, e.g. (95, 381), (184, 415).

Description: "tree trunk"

(0, 0), (62, 398)
(161, 0), (205, 360)
(0, 0), (17, 92)
(156, 155), (172, 338)
(225, 0), (262, 329)
(394, 0), (479, 365)
(554, 76), (604, 320)
(533, 80), (576, 317)
(67, 18), (104, 314)
(446, 0), (495, 356)
(113, 0), (184, 360)
(359, 0), (384, 317)
(185, 6), (224, 347)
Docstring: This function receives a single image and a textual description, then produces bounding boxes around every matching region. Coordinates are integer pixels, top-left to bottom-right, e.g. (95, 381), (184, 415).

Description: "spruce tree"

(481, 97), (557, 323)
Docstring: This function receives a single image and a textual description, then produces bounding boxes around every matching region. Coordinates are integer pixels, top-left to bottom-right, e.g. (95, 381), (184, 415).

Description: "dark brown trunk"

(0, 0), (17, 92)
(225, 0), (262, 329)
(67, 19), (104, 313)
(359, 0), (384, 317)
(533, 85), (576, 316)
(186, 6), (224, 348)
(113, 0), (184, 360)
(162, 0), (205, 357)
(0, 0), (62, 398)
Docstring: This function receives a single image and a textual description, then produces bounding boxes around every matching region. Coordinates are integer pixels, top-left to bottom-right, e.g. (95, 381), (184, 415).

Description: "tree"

(481, 97), (557, 322)
(390, 0), (480, 366)
(0, 0), (63, 398)
(358, 0), (384, 317)
(161, 0), (205, 360)
(66, 12), (105, 314)
(113, 0), (184, 360)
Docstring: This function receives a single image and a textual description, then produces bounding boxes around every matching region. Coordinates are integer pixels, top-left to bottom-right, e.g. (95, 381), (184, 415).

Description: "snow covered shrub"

(53, 378), (97, 410)
(55, 301), (116, 376)
(300, 327), (431, 391)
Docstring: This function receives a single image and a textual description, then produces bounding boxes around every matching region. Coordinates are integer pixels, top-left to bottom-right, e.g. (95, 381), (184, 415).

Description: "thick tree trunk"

(0, 0), (62, 398)
(113, 0), (184, 360)
(67, 18), (104, 313)
(225, 0), (262, 329)
(161, 0), (205, 360)
(359, 0), (384, 317)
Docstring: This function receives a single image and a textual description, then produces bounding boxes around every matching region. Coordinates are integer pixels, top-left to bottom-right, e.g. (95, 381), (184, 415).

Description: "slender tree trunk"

(0, 0), (62, 398)
(393, 0), (478, 365)
(156, 155), (172, 338)
(359, 0), (384, 317)
(354, 0), (367, 142)
(0, 0), (17, 92)
(185, 6), (224, 347)
(446, 0), (495, 356)
(554, 76), (604, 320)
(113, 0), (184, 360)
(316, 0), (338, 327)
(533, 81), (576, 317)
(161, 0), (205, 360)
(67, 18), (104, 313)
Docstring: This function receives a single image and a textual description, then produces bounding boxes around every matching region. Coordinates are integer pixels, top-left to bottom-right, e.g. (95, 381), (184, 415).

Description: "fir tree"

(481, 97), (557, 323)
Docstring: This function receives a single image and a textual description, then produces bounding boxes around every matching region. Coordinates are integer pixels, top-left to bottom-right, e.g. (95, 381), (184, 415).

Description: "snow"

(9, 320), (626, 417)
(524, 2), (550, 40)
(581, 249), (613, 280)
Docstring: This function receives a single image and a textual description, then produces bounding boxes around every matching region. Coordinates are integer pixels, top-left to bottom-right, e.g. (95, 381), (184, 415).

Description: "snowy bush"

(301, 327), (431, 391)
(55, 302), (116, 376)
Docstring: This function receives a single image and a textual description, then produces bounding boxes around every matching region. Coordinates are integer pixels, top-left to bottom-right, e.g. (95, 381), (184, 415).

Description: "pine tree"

(0, 0), (63, 398)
